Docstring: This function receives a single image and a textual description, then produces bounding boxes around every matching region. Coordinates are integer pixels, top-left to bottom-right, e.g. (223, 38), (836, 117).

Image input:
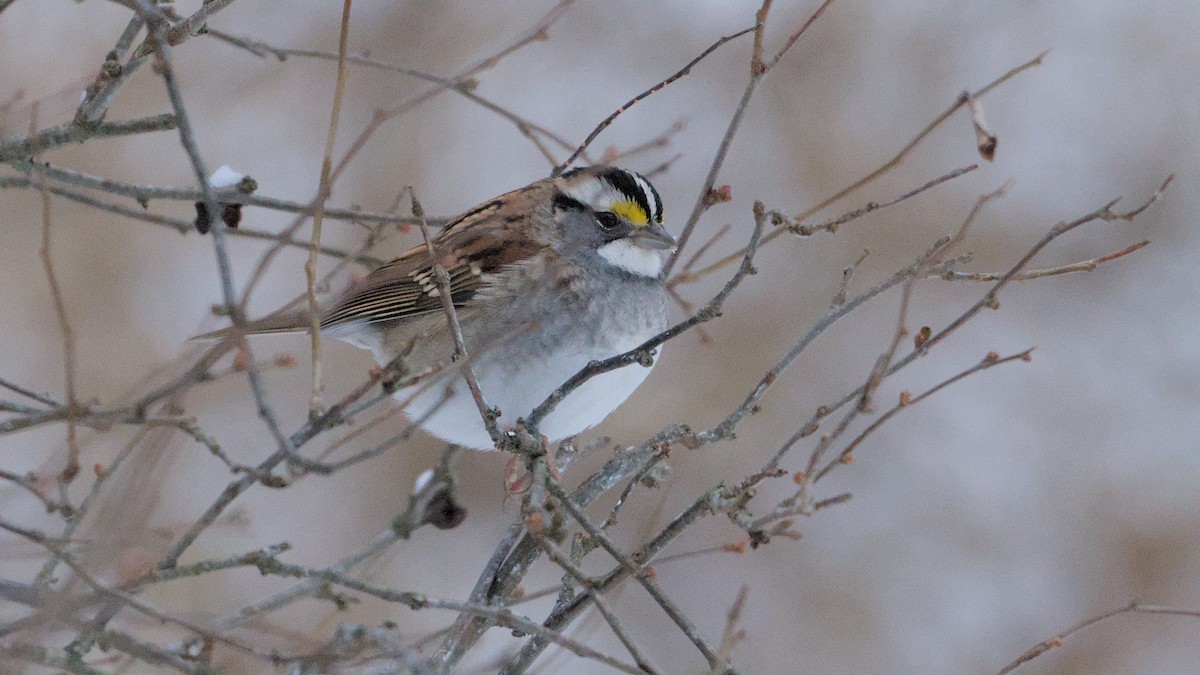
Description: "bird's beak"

(628, 222), (677, 251)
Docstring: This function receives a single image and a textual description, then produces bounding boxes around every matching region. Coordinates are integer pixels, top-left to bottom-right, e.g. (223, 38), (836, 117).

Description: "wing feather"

(320, 188), (548, 331)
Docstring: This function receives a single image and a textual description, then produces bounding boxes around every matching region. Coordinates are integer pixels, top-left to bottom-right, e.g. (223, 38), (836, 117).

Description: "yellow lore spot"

(610, 199), (649, 226)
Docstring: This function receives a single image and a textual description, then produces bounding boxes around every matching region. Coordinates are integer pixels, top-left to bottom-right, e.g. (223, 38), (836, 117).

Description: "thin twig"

(996, 601), (1200, 675)
(605, 119), (688, 164)
(211, 36), (584, 167)
(767, 177), (1172, 474)
(0, 376), (59, 408)
(664, 0), (838, 276)
(713, 585), (749, 672)
(503, 490), (720, 671)
(673, 164), (977, 287)
(413, 193), (501, 445)
(5, 161), (426, 227)
(673, 222), (733, 285)
(678, 51), (1048, 282)
(534, 535), (664, 675)
(542, 478), (723, 670)
(818, 349), (1032, 480)
(752, 350), (1033, 530)
(831, 248), (870, 308)
(937, 240), (1150, 282)
(74, 0), (240, 124)
(0, 175), (374, 263)
(305, 0), (353, 416)
(554, 26), (755, 175)
(0, 114), (178, 162)
(31, 103), (82, 484)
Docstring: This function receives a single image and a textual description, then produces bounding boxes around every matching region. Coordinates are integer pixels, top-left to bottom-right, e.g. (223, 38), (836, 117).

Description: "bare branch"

(677, 51), (1047, 281)
(663, 0), (838, 276)
(540, 478), (722, 670)
(765, 177), (1171, 474)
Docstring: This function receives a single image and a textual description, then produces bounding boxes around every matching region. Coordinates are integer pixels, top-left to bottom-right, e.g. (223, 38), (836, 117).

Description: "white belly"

(395, 340), (657, 451)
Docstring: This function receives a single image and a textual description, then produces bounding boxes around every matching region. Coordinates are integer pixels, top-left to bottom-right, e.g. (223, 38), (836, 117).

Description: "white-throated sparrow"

(204, 166), (674, 450)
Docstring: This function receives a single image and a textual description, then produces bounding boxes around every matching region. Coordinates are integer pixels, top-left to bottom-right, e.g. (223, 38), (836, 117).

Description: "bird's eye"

(595, 211), (621, 231)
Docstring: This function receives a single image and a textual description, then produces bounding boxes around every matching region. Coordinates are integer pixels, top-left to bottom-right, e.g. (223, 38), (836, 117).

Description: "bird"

(199, 166), (674, 451)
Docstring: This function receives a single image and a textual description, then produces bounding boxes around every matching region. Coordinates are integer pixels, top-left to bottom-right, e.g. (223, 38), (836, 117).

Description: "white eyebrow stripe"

(631, 172), (661, 221)
(564, 176), (605, 208)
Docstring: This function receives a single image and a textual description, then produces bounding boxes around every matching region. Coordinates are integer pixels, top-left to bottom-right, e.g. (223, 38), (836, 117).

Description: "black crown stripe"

(553, 193), (588, 213)
(601, 168), (654, 225)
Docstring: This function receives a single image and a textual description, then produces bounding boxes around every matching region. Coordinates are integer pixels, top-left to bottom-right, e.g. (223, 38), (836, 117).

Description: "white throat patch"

(597, 239), (665, 277)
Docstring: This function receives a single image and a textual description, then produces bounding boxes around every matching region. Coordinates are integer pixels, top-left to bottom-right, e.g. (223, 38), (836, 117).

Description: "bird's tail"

(189, 312), (312, 342)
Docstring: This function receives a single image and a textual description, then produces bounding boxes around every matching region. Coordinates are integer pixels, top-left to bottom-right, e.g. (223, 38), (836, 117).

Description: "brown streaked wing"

(320, 186), (547, 330)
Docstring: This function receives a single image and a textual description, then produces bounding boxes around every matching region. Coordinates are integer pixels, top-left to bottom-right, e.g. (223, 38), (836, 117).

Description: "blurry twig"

(0, 376), (58, 408)
(713, 585), (749, 673)
(0, 114), (178, 162)
(3, 163), (428, 227)
(211, 35), (583, 167)
(30, 104), (82, 486)
(996, 601), (1200, 675)
(672, 223), (732, 289)
(0, 469), (68, 515)
(76, 0), (241, 125)
(605, 119), (687, 165)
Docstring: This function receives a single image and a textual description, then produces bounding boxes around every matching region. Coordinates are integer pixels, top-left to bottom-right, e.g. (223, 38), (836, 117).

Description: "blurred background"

(1, 1), (1197, 673)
